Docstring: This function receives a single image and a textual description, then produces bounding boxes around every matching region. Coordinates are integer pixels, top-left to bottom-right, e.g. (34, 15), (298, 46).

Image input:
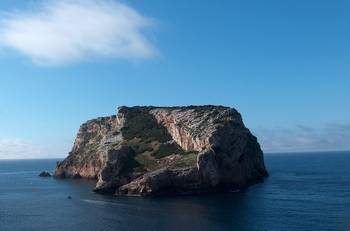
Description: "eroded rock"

(55, 106), (268, 196)
(39, 171), (51, 177)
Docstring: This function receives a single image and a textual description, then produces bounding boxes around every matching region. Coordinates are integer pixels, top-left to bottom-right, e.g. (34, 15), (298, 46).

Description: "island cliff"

(55, 106), (268, 196)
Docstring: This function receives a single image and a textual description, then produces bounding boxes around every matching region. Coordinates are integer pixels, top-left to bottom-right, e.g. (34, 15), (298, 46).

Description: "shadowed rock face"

(55, 106), (268, 196)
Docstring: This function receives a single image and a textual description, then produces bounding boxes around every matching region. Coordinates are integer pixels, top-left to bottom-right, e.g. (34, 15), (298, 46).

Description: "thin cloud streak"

(254, 123), (350, 153)
(0, 0), (157, 65)
(0, 138), (44, 159)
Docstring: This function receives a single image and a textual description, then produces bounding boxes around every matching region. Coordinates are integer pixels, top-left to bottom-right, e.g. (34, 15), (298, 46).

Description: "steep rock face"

(55, 106), (268, 196)
(55, 116), (121, 179)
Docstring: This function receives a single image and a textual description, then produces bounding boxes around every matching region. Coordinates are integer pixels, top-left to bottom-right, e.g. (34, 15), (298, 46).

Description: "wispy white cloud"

(0, 0), (157, 65)
(0, 138), (44, 159)
(254, 123), (350, 153)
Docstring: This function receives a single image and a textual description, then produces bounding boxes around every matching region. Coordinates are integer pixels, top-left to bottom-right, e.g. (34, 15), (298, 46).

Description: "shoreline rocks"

(39, 171), (52, 177)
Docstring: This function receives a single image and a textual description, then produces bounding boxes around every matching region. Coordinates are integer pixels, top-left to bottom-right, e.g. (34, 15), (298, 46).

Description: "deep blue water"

(0, 152), (350, 231)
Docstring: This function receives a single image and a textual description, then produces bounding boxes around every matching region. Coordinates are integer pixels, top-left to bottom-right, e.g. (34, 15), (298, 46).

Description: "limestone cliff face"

(55, 116), (121, 179)
(55, 106), (268, 196)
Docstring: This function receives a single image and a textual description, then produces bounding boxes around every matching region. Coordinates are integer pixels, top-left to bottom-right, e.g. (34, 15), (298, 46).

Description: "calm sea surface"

(0, 151), (349, 231)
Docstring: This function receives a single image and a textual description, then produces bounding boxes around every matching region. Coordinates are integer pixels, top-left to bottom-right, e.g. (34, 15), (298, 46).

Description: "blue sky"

(0, 0), (349, 158)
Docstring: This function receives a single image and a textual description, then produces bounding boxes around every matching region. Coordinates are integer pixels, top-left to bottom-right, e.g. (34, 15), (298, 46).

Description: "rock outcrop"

(39, 171), (51, 177)
(55, 106), (268, 196)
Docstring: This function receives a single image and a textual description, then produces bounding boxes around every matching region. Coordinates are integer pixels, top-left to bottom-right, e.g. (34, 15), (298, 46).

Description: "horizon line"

(1, 150), (349, 161)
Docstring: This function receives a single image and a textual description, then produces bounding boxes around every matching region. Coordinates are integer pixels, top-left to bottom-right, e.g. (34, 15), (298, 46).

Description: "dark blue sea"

(0, 152), (350, 231)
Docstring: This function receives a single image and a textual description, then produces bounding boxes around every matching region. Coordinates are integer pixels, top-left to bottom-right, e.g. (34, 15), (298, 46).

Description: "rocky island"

(55, 106), (268, 196)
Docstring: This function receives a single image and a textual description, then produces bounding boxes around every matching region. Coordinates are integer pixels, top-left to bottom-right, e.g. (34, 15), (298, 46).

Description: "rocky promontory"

(55, 106), (268, 196)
